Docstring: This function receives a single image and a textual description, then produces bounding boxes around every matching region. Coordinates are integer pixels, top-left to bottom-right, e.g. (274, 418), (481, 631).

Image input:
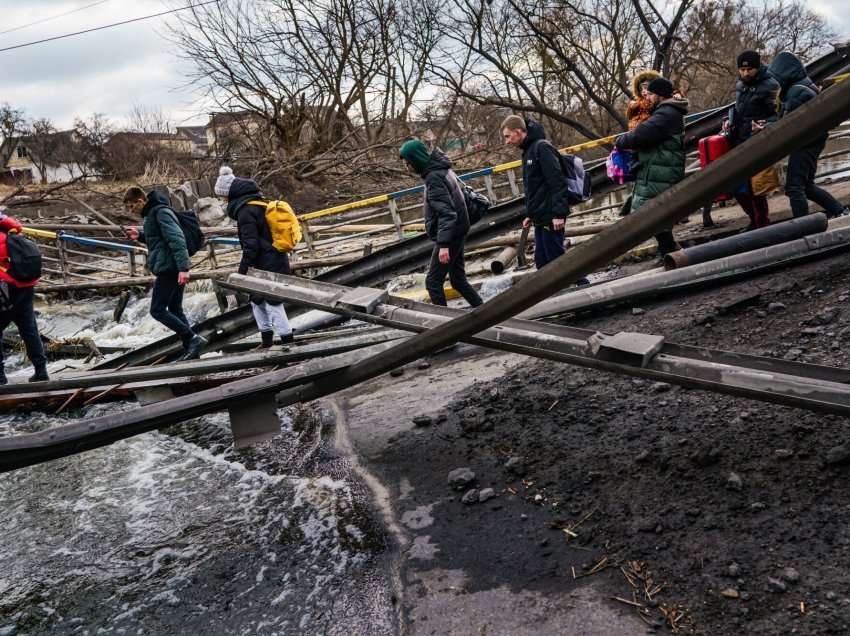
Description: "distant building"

(175, 126), (209, 156)
(205, 111), (269, 157)
(0, 130), (93, 184)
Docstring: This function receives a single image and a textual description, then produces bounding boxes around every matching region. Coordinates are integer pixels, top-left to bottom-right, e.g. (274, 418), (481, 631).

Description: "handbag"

(606, 148), (636, 184)
(751, 165), (780, 197)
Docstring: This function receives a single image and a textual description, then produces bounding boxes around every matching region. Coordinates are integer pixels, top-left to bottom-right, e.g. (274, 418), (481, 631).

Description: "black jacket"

(421, 149), (470, 246)
(520, 120), (569, 227)
(615, 97), (688, 151)
(729, 66), (779, 145)
(226, 178), (291, 276)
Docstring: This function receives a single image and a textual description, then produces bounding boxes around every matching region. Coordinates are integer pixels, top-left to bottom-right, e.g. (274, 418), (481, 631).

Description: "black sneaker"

(179, 335), (208, 361)
(0, 369), (6, 385)
(279, 332), (294, 345)
(260, 330), (274, 348)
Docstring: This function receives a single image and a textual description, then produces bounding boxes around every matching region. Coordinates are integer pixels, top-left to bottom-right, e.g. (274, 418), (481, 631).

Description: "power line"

(0, 0), (113, 37)
(0, 0), (220, 54)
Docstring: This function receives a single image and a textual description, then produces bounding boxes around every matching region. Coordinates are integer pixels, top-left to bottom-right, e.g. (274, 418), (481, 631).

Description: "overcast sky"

(0, 0), (848, 132)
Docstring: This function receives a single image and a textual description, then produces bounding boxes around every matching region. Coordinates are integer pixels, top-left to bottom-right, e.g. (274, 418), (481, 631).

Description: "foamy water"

(0, 296), (396, 635)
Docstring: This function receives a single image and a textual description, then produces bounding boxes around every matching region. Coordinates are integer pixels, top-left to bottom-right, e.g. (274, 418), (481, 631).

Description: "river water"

(0, 291), (397, 636)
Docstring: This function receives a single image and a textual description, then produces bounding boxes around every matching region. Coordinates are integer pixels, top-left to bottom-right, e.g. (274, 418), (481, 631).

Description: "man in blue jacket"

(768, 52), (849, 219)
(123, 187), (207, 360)
(502, 115), (588, 283)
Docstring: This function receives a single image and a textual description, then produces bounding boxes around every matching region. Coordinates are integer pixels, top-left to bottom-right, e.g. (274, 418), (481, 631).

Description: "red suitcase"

(698, 135), (734, 202)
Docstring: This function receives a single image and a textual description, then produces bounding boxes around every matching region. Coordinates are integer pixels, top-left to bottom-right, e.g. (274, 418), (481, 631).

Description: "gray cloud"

(0, 1), (209, 128)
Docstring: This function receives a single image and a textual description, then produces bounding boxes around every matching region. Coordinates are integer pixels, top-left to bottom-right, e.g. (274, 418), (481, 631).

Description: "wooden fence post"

(301, 219), (317, 256)
(484, 174), (497, 202)
(507, 169), (520, 198)
(56, 239), (69, 283)
(388, 199), (405, 240)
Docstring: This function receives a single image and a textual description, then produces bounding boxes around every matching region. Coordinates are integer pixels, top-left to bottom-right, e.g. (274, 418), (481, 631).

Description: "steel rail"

(268, 62), (850, 408)
(94, 43), (850, 370)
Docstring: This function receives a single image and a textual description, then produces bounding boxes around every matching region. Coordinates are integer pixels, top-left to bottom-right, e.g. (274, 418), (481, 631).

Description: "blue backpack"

(533, 140), (592, 205)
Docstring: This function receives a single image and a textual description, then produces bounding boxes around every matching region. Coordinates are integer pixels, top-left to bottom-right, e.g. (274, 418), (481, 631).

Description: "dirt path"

(331, 246), (850, 634)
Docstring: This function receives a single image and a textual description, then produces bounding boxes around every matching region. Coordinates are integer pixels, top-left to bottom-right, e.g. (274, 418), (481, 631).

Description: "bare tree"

(0, 103), (26, 147)
(128, 104), (175, 135)
(23, 118), (61, 184)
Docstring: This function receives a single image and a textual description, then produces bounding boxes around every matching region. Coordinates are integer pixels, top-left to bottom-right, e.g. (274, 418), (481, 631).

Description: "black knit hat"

(737, 50), (760, 69)
(647, 77), (673, 98)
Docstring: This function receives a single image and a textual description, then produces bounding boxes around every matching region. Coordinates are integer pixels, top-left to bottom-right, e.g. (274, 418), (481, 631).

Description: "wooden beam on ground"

(0, 328), (404, 398)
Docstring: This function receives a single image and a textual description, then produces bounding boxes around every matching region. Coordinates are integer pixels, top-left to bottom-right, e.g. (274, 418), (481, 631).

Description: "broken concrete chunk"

(461, 489), (479, 505)
(448, 467), (476, 490)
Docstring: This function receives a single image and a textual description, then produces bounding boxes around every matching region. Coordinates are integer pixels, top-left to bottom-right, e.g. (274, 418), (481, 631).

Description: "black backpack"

(445, 171), (491, 225)
(154, 206), (205, 256)
(5, 232), (42, 282)
(461, 184), (491, 225)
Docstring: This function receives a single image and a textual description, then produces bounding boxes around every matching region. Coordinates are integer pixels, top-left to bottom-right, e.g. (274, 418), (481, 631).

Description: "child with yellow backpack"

(215, 167), (302, 346)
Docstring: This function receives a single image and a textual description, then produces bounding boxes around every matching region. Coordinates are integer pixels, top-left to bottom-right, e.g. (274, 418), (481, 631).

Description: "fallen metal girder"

(92, 44), (850, 371)
(665, 213), (829, 269)
(0, 340), (402, 473)
(229, 394), (281, 448)
(223, 78), (850, 410)
(220, 271), (850, 416)
(0, 328), (404, 397)
(521, 217), (850, 320)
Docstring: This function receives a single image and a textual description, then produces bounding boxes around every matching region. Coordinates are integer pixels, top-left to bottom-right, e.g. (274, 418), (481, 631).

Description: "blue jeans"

(150, 272), (194, 343)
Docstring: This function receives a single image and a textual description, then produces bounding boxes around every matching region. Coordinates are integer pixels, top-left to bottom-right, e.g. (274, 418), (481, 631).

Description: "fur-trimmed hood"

(631, 70), (661, 99)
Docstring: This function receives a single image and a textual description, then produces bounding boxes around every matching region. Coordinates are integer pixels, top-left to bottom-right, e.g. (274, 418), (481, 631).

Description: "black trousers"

(786, 138), (844, 218)
(426, 239), (483, 307)
(150, 272), (194, 343)
(0, 285), (46, 369)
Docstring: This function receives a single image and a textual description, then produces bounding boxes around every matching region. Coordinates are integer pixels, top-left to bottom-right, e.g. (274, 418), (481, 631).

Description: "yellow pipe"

(22, 227), (58, 240)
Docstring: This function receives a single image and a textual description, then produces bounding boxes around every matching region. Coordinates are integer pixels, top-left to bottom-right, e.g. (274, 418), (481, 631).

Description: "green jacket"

(615, 97), (688, 213)
(138, 191), (191, 275)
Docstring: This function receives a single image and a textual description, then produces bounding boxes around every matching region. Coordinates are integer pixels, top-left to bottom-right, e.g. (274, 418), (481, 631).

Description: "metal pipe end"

(664, 250), (689, 270)
(491, 262), (505, 275)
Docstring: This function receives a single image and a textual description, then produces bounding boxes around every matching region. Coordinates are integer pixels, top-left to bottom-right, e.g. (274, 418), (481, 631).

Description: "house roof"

(206, 110), (266, 129)
(176, 126), (208, 145)
(5, 130), (81, 166)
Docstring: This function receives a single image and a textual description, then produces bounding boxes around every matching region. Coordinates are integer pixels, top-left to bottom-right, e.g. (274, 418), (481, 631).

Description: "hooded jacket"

(226, 177), (291, 276)
(616, 97), (689, 213)
(0, 214), (37, 288)
(626, 70), (662, 131)
(729, 65), (779, 145)
(768, 52), (820, 117)
(520, 120), (571, 227)
(414, 149), (470, 246)
(137, 190), (191, 275)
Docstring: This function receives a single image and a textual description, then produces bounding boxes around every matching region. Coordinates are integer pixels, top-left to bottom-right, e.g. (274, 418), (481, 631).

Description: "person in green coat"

(123, 187), (207, 360)
(615, 77), (688, 255)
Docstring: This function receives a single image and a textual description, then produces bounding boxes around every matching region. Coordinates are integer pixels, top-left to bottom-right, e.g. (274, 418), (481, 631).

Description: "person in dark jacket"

(615, 77), (687, 255)
(723, 50), (780, 229)
(768, 52), (849, 219)
(502, 116), (588, 281)
(0, 210), (48, 383)
(123, 187), (207, 360)
(215, 169), (294, 345)
(399, 140), (482, 307)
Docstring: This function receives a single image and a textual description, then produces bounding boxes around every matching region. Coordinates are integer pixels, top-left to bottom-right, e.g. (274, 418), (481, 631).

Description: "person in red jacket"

(0, 211), (48, 384)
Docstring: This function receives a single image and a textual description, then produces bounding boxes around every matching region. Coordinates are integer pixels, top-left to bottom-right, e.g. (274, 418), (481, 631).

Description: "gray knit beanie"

(214, 166), (235, 197)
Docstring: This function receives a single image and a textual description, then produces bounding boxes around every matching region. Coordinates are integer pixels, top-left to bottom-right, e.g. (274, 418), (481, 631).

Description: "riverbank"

(331, 245), (850, 635)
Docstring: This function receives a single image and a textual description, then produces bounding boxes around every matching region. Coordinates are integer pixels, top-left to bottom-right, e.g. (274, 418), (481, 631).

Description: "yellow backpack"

(250, 200), (302, 253)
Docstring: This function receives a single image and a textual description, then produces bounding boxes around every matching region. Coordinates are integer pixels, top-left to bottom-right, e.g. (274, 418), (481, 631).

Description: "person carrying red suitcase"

(721, 50), (780, 229)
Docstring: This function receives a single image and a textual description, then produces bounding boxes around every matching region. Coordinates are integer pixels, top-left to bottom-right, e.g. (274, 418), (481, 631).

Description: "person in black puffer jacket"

(768, 52), (849, 219)
(501, 115), (589, 281)
(215, 168), (294, 346)
(723, 50), (780, 229)
(399, 140), (482, 307)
